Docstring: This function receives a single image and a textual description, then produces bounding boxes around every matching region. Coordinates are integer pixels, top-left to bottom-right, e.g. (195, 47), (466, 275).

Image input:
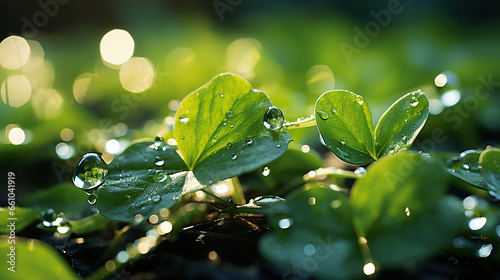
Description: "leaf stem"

(276, 167), (362, 196)
(282, 115), (317, 129)
(230, 176), (246, 205)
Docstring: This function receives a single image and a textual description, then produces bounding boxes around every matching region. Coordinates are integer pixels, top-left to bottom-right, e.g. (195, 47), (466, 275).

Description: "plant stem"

(230, 176), (246, 205)
(282, 116), (316, 129)
(276, 167), (362, 196)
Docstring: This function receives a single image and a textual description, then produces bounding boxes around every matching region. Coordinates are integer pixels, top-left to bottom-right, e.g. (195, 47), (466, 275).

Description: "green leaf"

(314, 90), (376, 164)
(259, 186), (363, 280)
(19, 183), (89, 219)
(69, 213), (109, 235)
(368, 196), (465, 268)
(174, 73), (292, 185)
(96, 141), (198, 222)
(0, 207), (40, 234)
(0, 237), (79, 280)
(480, 147), (500, 198)
(350, 152), (448, 236)
(374, 90), (429, 158)
(260, 228), (363, 280)
(444, 149), (486, 189)
(257, 143), (323, 189)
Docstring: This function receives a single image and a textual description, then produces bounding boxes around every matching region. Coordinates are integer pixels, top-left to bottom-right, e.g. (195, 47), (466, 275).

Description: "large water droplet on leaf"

(179, 113), (189, 124)
(316, 111), (329, 120)
(72, 153), (108, 190)
(263, 106), (284, 130)
(154, 170), (171, 183)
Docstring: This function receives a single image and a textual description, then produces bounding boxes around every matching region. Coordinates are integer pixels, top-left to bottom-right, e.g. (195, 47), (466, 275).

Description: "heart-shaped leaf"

(315, 90), (429, 165)
(259, 186), (364, 280)
(260, 153), (464, 278)
(480, 147), (500, 198)
(350, 152), (448, 236)
(374, 90), (429, 158)
(96, 141), (201, 222)
(174, 73), (292, 184)
(368, 196), (464, 268)
(314, 90), (376, 164)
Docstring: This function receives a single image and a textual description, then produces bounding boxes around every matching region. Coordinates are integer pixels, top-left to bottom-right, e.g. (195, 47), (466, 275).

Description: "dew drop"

(154, 171), (171, 183)
(226, 142), (232, 149)
(262, 166), (270, 176)
(155, 156), (165, 167)
(245, 138), (254, 144)
(340, 138), (346, 145)
(404, 119), (408, 123)
(402, 134), (407, 141)
(72, 153), (109, 190)
(41, 209), (66, 227)
(355, 95), (364, 105)
(180, 135), (185, 140)
(152, 195), (161, 202)
(263, 106), (284, 130)
(276, 144), (281, 148)
(409, 97), (419, 107)
(316, 111), (329, 120)
(179, 113), (189, 124)
(252, 195), (285, 206)
(225, 111), (233, 118)
(230, 124), (234, 128)
(231, 154), (238, 160)
(354, 167), (366, 175)
(88, 194), (97, 205)
(219, 92), (224, 98)
(331, 107), (337, 114)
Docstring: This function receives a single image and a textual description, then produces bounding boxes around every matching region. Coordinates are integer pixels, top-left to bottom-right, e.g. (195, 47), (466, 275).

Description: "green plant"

(2, 73), (499, 280)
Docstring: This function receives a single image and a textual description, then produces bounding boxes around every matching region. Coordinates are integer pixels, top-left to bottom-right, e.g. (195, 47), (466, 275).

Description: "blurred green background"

(1, 0), (499, 201)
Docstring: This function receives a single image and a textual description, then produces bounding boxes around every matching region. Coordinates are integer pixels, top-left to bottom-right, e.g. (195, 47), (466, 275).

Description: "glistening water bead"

(263, 106), (284, 130)
(72, 153), (109, 190)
